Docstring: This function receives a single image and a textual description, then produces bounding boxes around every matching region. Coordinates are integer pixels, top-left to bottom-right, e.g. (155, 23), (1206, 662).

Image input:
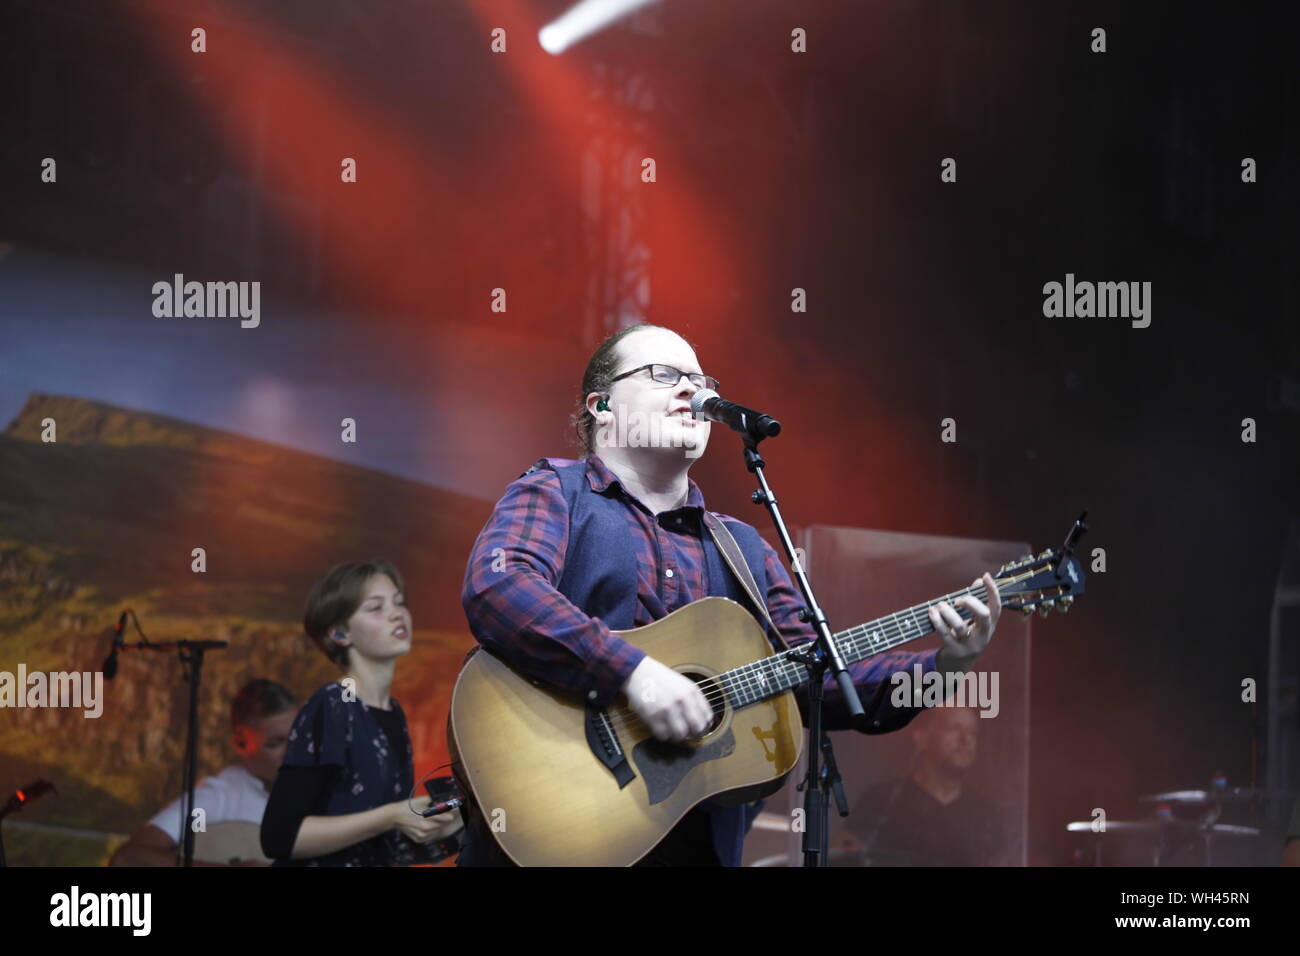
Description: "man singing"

(458, 323), (1000, 866)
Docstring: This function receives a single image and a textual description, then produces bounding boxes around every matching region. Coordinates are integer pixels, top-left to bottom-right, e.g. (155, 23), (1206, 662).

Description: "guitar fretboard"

(717, 583), (994, 709)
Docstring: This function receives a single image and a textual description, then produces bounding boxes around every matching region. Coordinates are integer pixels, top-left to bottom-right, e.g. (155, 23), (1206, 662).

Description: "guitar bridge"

(585, 706), (636, 789)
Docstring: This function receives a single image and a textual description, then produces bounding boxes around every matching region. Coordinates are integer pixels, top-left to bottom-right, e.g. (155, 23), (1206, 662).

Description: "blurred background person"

(851, 705), (1004, 866)
(109, 678), (296, 866)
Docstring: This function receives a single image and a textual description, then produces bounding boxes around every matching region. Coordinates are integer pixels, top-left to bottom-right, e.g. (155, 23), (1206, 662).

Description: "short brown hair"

(302, 559), (406, 669)
(230, 679), (296, 731)
(570, 323), (691, 455)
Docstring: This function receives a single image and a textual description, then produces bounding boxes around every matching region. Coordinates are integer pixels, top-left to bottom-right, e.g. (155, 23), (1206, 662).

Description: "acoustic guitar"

(193, 821), (270, 865)
(450, 531), (1087, 866)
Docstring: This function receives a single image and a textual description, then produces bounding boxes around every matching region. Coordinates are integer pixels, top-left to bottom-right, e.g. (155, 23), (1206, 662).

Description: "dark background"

(1, 0), (1296, 865)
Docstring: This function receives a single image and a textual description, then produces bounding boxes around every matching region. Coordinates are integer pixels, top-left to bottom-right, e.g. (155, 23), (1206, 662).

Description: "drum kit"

(748, 774), (1295, 866)
(1066, 777), (1293, 867)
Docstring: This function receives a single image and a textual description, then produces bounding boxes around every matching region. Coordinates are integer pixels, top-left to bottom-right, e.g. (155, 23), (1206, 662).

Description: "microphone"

(690, 389), (781, 440)
(420, 796), (464, 818)
(103, 610), (128, 680)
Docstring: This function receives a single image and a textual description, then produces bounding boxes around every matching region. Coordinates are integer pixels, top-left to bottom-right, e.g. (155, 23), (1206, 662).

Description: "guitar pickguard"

(632, 729), (736, 805)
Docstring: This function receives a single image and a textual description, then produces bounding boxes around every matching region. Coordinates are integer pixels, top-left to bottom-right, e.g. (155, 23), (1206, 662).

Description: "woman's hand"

(392, 796), (464, 843)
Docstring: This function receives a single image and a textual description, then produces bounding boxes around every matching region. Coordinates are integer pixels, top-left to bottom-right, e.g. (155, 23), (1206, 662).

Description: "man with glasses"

(458, 323), (1000, 866)
(600, 361), (718, 458)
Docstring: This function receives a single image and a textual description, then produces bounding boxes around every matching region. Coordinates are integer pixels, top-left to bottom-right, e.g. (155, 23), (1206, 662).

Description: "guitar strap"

(702, 512), (789, 651)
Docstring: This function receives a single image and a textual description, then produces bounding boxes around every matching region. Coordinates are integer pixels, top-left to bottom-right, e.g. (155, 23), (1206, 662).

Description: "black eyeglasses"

(608, 363), (720, 391)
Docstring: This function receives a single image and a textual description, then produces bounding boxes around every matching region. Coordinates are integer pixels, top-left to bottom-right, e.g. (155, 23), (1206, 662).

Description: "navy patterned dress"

(278, 681), (439, 866)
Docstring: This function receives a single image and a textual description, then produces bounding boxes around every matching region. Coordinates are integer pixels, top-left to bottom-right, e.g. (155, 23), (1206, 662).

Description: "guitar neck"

(718, 581), (996, 710)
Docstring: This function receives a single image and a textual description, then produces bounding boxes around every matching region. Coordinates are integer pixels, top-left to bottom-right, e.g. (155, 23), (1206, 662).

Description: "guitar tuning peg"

(1020, 554), (1032, 563)
(1021, 607), (1034, 619)
(1059, 596), (1073, 612)
(1038, 600), (1054, 617)
(1038, 549), (1052, 559)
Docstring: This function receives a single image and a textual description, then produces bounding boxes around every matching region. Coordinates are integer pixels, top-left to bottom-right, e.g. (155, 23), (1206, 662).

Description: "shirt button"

(665, 568), (675, 578)
(587, 690), (598, 701)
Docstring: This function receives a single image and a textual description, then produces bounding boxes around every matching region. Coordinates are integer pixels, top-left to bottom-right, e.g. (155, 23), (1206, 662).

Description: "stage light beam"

(537, 0), (659, 55)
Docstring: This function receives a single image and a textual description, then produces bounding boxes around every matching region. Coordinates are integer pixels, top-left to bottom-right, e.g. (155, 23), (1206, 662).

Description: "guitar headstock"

(994, 511), (1089, 619)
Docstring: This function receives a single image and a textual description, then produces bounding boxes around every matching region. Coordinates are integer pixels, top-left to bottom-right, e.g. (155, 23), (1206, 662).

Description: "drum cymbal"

(1138, 787), (1293, 805)
(1066, 820), (1260, 837)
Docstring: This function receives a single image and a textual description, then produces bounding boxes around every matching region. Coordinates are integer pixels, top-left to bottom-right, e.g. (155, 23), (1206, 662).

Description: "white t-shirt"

(148, 765), (269, 844)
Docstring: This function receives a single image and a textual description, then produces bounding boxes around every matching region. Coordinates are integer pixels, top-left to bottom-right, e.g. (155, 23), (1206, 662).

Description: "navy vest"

(539, 457), (779, 867)
(541, 457), (773, 637)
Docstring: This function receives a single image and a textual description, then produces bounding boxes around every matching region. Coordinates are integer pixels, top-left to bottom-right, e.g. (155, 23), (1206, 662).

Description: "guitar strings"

(599, 581), (994, 731)
(595, 578), (1017, 738)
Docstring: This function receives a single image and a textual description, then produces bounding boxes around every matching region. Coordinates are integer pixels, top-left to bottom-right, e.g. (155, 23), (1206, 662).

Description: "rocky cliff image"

(0, 394), (491, 865)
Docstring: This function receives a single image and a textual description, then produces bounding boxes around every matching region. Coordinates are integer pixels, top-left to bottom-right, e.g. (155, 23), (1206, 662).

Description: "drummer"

(108, 678), (296, 867)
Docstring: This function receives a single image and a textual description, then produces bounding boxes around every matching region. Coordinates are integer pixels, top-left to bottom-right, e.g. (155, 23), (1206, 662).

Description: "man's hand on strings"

(931, 572), (1001, 673)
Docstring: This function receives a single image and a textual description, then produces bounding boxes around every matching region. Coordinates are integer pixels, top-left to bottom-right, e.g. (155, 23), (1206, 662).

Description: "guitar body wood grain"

(449, 597), (803, 866)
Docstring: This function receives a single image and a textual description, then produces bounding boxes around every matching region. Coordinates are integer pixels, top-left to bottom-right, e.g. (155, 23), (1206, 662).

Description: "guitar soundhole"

(683, 672), (726, 737)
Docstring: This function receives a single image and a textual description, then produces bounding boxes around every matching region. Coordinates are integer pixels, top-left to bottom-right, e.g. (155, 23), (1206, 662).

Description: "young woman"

(260, 559), (462, 866)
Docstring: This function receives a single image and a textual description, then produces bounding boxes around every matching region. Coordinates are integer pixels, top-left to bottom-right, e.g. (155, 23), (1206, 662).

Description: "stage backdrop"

(742, 525), (1032, 866)
(0, 394), (491, 865)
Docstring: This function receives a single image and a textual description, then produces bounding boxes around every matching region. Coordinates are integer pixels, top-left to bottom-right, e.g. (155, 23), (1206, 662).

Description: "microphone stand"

(738, 432), (866, 867)
(107, 616), (227, 867)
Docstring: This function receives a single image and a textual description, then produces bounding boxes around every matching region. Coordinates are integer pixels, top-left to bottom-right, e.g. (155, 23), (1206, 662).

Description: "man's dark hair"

(571, 322), (698, 455)
(230, 679), (297, 731)
(302, 559), (406, 669)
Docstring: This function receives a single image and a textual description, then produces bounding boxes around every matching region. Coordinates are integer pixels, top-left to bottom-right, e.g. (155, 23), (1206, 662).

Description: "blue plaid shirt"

(462, 454), (937, 722)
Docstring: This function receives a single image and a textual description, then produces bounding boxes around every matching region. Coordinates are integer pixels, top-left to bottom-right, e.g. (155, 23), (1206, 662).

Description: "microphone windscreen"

(690, 389), (719, 417)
